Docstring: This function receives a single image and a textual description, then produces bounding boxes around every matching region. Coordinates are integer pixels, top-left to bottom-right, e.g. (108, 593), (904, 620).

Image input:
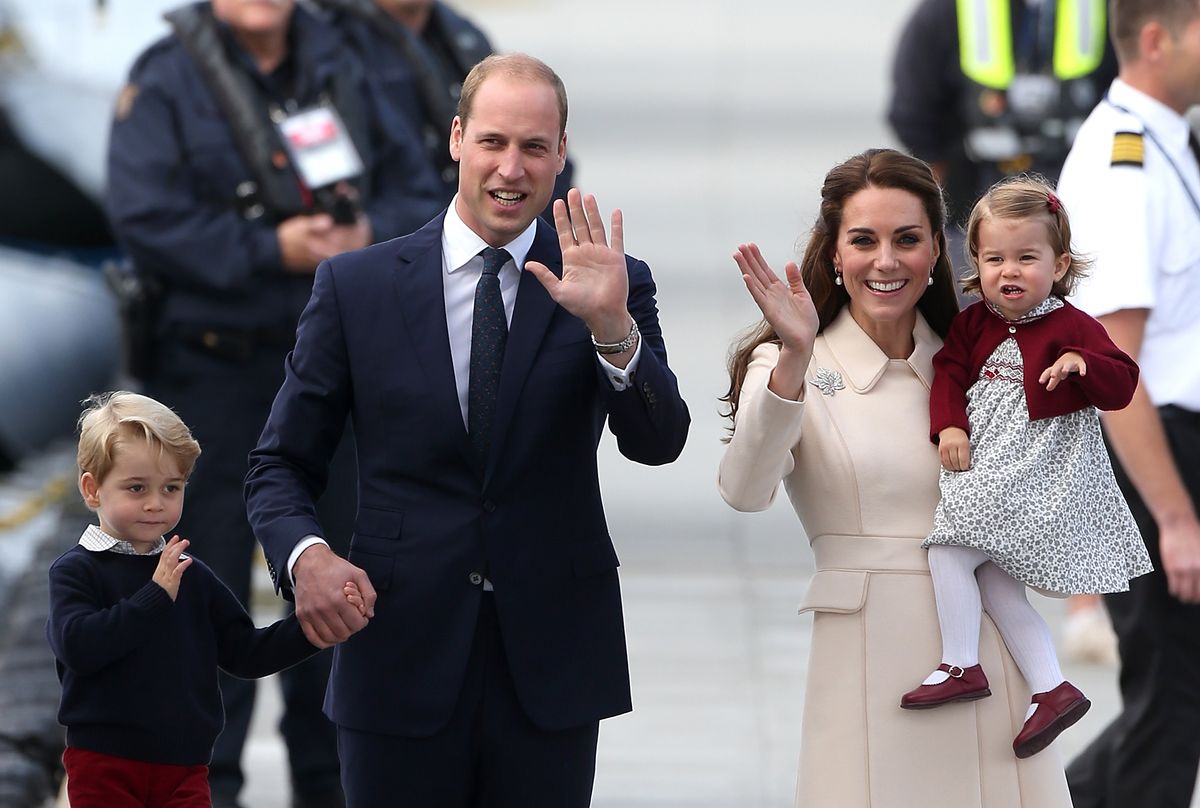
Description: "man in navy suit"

(245, 53), (689, 806)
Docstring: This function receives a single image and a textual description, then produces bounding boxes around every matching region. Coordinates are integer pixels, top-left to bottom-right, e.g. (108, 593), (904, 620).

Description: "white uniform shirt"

(1057, 79), (1200, 410)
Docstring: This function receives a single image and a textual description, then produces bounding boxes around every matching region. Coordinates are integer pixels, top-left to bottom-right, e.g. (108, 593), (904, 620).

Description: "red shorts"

(63, 746), (211, 808)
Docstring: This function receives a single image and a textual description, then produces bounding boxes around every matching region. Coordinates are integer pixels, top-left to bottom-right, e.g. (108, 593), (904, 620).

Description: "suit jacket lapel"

(486, 220), (561, 483)
(391, 213), (475, 467)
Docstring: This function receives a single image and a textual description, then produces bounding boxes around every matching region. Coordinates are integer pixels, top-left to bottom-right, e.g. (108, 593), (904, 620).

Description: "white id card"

(277, 104), (364, 189)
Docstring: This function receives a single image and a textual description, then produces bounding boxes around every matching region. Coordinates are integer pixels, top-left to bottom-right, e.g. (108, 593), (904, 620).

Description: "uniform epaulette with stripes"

(1110, 131), (1144, 168)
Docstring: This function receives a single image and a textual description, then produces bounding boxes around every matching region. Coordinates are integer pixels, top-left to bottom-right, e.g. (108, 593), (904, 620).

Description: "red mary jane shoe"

(900, 663), (991, 710)
(1013, 680), (1091, 759)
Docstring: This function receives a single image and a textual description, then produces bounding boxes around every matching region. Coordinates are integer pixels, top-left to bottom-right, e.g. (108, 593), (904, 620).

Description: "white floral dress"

(924, 297), (1152, 594)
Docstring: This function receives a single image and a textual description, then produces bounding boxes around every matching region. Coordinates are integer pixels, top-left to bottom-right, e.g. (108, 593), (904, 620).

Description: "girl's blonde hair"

(961, 174), (1090, 298)
(77, 392), (201, 490)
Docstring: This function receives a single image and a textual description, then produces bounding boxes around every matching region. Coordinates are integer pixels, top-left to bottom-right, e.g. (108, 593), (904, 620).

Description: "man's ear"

(79, 472), (100, 509)
(1139, 20), (1169, 62)
(556, 132), (567, 175)
(449, 116), (464, 163)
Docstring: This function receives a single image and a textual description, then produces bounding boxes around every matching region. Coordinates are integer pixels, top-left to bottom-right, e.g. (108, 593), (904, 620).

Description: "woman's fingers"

(735, 243), (777, 289)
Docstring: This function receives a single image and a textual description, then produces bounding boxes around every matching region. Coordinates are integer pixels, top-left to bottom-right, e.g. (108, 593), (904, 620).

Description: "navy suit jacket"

(246, 212), (689, 737)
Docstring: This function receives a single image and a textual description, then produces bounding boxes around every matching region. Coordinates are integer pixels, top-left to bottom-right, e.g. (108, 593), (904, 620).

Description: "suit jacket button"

(469, 572), (483, 586)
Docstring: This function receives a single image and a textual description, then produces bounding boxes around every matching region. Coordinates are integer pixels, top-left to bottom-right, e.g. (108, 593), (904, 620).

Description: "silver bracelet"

(592, 319), (639, 355)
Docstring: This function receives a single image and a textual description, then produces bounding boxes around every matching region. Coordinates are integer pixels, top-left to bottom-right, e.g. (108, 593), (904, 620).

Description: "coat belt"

(810, 534), (931, 574)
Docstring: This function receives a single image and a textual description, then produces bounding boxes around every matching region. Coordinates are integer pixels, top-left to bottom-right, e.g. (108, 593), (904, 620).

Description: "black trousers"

(337, 594), (599, 808)
(147, 340), (356, 801)
(1067, 406), (1200, 808)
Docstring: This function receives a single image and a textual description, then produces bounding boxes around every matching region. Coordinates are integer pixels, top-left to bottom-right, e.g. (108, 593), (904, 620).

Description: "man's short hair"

(456, 53), (568, 138)
(1110, 0), (1200, 62)
(77, 392), (201, 486)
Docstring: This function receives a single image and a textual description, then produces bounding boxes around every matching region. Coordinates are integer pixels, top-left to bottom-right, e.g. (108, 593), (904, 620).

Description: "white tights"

(924, 545), (1063, 695)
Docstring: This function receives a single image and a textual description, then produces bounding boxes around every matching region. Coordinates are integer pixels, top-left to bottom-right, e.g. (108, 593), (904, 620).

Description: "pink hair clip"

(1047, 192), (1061, 214)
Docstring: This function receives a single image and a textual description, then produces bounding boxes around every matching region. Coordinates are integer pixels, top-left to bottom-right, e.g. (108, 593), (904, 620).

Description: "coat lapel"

(485, 220), (562, 483)
(390, 213), (474, 466)
(823, 307), (939, 393)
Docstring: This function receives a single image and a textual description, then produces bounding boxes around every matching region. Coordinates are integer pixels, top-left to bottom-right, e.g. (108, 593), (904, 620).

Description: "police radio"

(274, 101), (365, 225)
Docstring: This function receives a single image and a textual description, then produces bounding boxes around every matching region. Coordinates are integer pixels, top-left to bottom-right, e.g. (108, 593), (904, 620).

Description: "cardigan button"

(1008, 326), (1017, 334)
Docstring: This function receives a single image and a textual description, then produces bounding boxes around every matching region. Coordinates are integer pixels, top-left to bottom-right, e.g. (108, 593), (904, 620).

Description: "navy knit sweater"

(47, 545), (317, 765)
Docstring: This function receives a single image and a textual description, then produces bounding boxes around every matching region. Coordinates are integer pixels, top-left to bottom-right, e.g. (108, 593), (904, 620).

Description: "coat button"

(469, 572), (483, 586)
(482, 500), (496, 513)
(1008, 326), (1017, 334)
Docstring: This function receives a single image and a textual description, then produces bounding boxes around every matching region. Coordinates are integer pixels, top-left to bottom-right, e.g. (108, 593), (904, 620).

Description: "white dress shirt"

(1057, 79), (1200, 409)
(288, 199), (643, 582)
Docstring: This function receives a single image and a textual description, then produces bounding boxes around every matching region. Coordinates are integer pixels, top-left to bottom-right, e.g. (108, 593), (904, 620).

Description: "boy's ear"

(79, 472), (100, 509)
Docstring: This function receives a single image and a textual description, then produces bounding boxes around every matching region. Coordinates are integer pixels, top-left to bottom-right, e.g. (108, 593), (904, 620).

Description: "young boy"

(47, 392), (364, 807)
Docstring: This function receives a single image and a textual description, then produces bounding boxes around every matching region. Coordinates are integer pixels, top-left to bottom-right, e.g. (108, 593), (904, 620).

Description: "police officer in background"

(1055, 0), (1200, 805)
(308, 0), (574, 208)
(889, 0), (1117, 277)
(105, 1), (441, 806)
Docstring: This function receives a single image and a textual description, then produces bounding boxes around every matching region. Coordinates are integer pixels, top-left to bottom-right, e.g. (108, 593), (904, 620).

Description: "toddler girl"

(899, 176), (1152, 758)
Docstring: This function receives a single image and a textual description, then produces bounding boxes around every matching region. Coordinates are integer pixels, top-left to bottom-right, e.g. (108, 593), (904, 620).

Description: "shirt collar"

(78, 524), (166, 556)
(1108, 79), (1192, 154)
(984, 294), (1064, 324)
(441, 196), (538, 275)
(821, 307), (938, 394)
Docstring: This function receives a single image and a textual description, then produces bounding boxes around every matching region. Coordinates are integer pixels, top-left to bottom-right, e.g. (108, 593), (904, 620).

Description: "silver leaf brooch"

(809, 367), (845, 397)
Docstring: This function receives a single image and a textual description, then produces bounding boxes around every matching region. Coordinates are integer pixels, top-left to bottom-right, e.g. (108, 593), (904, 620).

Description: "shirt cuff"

(287, 535), (329, 585)
(597, 338), (643, 391)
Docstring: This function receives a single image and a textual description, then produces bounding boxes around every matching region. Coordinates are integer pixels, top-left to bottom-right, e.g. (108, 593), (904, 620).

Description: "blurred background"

(0, 0), (1191, 806)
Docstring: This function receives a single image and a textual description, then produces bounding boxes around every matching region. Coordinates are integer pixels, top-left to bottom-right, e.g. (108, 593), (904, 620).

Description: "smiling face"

(79, 438), (187, 552)
(832, 186), (940, 350)
(449, 73), (566, 247)
(975, 216), (1070, 320)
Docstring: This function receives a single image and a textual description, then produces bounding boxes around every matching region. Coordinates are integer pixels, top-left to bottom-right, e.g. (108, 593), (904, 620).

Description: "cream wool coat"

(719, 309), (1071, 808)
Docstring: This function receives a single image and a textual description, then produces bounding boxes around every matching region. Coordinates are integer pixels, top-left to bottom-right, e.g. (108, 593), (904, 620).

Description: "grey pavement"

(229, 0), (1198, 806)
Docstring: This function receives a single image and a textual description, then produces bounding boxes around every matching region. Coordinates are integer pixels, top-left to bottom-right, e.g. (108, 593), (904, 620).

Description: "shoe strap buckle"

(944, 664), (965, 679)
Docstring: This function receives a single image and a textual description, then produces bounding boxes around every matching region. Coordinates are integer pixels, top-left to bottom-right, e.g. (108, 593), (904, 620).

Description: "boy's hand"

(1040, 350), (1087, 391)
(344, 581), (369, 619)
(938, 427), (971, 471)
(153, 536), (192, 601)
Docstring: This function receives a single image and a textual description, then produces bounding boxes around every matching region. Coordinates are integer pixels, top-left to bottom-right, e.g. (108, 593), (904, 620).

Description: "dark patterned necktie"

(468, 247), (510, 461)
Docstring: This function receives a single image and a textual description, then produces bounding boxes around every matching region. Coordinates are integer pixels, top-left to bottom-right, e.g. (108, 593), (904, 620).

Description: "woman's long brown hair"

(721, 148), (960, 427)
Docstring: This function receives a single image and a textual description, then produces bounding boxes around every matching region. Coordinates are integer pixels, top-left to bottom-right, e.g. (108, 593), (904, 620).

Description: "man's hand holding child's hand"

(344, 581), (368, 618)
(153, 536), (193, 601)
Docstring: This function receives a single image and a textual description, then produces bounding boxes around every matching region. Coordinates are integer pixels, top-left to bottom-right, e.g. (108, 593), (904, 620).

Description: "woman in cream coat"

(719, 149), (1072, 807)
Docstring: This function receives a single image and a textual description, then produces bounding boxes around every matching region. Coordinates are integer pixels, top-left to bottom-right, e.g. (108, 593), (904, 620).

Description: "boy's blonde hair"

(77, 392), (201, 490)
(961, 174), (1091, 298)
